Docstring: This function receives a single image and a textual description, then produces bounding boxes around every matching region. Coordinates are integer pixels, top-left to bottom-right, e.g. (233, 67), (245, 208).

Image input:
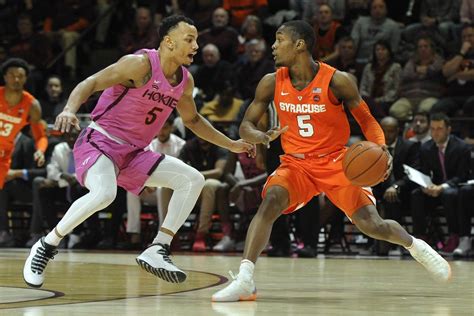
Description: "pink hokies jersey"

(91, 49), (188, 148)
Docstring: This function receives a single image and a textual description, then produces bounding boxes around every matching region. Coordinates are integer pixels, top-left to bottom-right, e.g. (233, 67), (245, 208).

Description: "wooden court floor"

(1, 249), (473, 315)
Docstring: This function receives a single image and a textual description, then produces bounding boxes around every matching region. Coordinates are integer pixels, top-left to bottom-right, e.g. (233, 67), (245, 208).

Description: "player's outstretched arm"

(240, 73), (288, 147)
(28, 100), (47, 166)
(55, 54), (150, 132)
(177, 74), (255, 156)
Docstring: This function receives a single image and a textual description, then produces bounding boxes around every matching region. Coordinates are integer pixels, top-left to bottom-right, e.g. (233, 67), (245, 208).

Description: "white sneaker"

(136, 243), (186, 283)
(453, 236), (472, 257)
(23, 237), (58, 288)
(213, 236), (235, 252)
(408, 238), (452, 282)
(212, 271), (257, 302)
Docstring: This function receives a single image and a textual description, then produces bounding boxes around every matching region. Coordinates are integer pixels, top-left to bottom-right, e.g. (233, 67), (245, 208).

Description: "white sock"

(44, 228), (63, 247)
(153, 231), (173, 245)
(239, 259), (255, 279)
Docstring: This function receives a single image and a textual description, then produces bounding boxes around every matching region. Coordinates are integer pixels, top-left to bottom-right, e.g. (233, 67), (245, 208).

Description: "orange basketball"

(342, 141), (388, 187)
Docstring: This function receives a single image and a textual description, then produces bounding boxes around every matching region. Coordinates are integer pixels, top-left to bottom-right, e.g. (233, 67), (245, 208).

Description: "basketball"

(342, 141), (388, 187)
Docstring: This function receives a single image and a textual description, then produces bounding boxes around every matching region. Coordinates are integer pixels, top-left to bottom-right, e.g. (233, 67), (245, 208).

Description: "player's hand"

(34, 150), (45, 167)
(381, 144), (393, 181)
(229, 140), (256, 157)
(261, 126), (289, 148)
(55, 110), (80, 133)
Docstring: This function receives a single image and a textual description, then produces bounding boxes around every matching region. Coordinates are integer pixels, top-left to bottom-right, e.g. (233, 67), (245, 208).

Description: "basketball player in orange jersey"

(212, 20), (451, 302)
(0, 58), (47, 188)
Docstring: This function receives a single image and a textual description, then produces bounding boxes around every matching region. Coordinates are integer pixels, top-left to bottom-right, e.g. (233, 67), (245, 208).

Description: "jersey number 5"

(145, 107), (163, 125)
(297, 115), (314, 137)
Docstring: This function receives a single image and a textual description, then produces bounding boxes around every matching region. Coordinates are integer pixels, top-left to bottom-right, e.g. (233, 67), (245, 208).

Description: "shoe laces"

(31, 241), (58, 274)
(156, 243), (173, 264)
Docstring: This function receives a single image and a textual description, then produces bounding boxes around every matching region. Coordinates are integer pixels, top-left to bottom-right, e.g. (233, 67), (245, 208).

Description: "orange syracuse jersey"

(273, 62), (350, 155)
(0, 86), (34, 153)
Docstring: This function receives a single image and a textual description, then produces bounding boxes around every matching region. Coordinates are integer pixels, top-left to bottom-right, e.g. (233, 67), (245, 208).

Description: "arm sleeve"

(30, 122), (48, 153)
(349, 100), (385, 145)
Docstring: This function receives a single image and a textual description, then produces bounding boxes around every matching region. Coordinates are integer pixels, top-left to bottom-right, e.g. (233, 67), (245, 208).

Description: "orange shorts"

(262, 149), (375, 218)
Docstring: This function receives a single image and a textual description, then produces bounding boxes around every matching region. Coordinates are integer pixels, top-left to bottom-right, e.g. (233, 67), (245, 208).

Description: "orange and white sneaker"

(212, 271), (257, 302)
(408, 238), (452, 282)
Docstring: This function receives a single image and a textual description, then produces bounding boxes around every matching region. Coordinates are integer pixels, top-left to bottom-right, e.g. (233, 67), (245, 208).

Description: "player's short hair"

(1, 58), (29, 76)
(158, 15), (194, 43)
(430, 112), (451, 127)
(281, 20), (316, 53)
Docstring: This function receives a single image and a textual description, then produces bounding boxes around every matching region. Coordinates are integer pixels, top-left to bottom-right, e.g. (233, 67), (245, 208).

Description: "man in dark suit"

(0, 131), (46, 247)
(373, 116), (420, 255)
(410, 112), (471, 254)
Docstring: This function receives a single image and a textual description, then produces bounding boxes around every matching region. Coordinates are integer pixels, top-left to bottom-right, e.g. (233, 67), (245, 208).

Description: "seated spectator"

(407, 111), (432, 144)
(27, 129), (100, 249)
(119, 6), (159, 55)
(359, 40), (401, 118)
(179, 0), (220, 31)
(193, 44), (234, 102)
(124, 114), (185, 249)
(461, 0), (474, 25)
(39, 75), (66, 124)
(351, 0), (400, 63)
(403, 0), (460, 46)
(200, 82), (243, 125)
(455, 183), (474, 257)
(431, 24), (474, 142)
(215, 151), (267, 251)
(312, 4), (345, 62)
(235, 39), (274, 100)
(198, 7), (240, 63)
(327, 36), (364, 82)
(8, 14), (52, 95)
(0, 132), (46, 247)
(410, 113), (471, 254)
(389, 36), (444, 121)
(238, 15), (263, 56)
(179, 137), (229, 252)
(373, 116), (420, 255)
(43, 0), (94, 78)
(222, 0), (269, 29)
(304, 0), (346, 23)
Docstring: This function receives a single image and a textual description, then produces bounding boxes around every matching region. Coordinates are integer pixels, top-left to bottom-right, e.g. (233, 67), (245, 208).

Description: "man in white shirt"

(124, 114), (186, 249)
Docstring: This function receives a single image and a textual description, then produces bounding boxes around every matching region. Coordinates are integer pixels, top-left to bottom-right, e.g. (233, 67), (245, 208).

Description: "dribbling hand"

(55, 111), (80, 133)
(261, 126), (289, 148)
(381, 144), (393, 181)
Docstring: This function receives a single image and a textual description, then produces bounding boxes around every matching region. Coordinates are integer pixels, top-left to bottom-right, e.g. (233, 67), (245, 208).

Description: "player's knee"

(259, 193), (284, 221)
(96, 186), (117, 208)
(190, 170), (205, 191)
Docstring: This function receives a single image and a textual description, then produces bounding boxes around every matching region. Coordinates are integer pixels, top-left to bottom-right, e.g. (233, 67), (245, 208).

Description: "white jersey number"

(0, 120), (14, 137)
(297, 115), (314, 137)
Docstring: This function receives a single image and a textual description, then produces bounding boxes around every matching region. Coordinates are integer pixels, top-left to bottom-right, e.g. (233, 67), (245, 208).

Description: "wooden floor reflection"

(0, 249), (473, 315)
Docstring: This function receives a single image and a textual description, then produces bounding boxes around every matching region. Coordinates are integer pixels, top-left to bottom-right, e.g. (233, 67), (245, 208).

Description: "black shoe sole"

(136, 258), (187, 283)
(24, 278), (42, 288)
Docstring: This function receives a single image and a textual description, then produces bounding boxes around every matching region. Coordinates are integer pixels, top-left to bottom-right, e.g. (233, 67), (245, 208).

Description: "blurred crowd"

(0, 0), (473, 258)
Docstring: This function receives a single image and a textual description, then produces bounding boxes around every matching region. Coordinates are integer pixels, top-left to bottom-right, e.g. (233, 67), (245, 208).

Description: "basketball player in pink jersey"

(23, 15), (254, 288)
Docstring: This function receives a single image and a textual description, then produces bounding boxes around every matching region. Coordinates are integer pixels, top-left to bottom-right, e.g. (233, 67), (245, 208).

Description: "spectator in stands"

(304, 0), (346, 23)
(312, 4), (345, 62)
(198, 7), (240, 63)
(389, 36), (444, 121)
(179, 0), (220, 30)
(238, 15), (263, 56)
(119, 6), (159, 55)
(235, 39), (274, 100)
(410, 113), (471, 253)
(386, 0), (421, 26)
(200, 82), (243, 125)
(94, 0), (113, 48)
(124, 114), (185, 249)
(40, 75), (66, 124)
(408, 111), (432, 144)
(193, 44), (234, 102)
(454, 183), (473, 257)
(431, 24), (474, 142)
(0, 132), (46, 247)
(179, 137), (229, 252)
(373, 116), (420, 255)
(27, 129), (100, 249)
(359, 40), (401, 118)
(351, 0), (400, 63)
(210, 150), (266, 251)
(43, 0), (94, 78)
(403, 0), (461, 45)
(327, 36), (364, 82)
(223, 0), (269, 29)
(8, 14), (52, 94)
(461, 0), (474, 24)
